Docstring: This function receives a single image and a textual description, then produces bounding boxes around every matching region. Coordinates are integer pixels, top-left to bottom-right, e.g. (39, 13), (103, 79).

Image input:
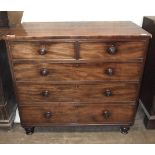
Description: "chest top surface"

(0, 21), (151, 40)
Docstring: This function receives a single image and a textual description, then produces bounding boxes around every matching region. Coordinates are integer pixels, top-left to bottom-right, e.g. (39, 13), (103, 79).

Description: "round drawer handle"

(105, 68), (114, 76)
(38, 47), (47, 55)
(104, 89), (112, 97)
(107, 45), (117, 54)
(44, 112), (52, 119)
(40, 68), (49, 76)
(42, 90), (49, 97)
(73, 63), (80, 67)
(102, 110), (111, 119)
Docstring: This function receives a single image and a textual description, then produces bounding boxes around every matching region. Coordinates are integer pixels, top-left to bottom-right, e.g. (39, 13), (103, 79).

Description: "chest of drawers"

(3, 22), (150, 134)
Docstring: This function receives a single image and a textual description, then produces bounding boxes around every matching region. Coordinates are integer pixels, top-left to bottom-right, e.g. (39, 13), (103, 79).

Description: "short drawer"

(80, 42), (145, 61)
(10, 42), (75, 60)
(13, 62), (142, 81)
(19, 104), (135, 125)
(16, 83), (139, 103)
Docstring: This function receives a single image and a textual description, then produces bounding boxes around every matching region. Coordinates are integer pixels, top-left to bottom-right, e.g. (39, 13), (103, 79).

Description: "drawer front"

(80, 42), (145, 61)
(20, 103), (77, 124)
(76, 104), (135, 124)
(13, 62), (142, 81)
(19, 104), (135, 125)
(16, 83), (139, 103)
(10, 42), (75, 60)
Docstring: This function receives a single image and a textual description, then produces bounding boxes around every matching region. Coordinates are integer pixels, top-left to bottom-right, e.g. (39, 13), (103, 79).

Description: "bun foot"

(24, 127), (35, 135)
(120, 127), (130, 134)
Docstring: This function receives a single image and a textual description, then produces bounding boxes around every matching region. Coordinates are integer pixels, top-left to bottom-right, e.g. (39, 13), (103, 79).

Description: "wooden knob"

(102, 110), (111, 119)
(73, 63), (80, 67)
(105, 68), (114, 76)
(44, 112), (52, 119)
(107, 45), (117, 54)
(42, 90), (49, 97)
(104, 89), (112, 96)
(38, 47), (47, 55)
(40, 68), (49, 76)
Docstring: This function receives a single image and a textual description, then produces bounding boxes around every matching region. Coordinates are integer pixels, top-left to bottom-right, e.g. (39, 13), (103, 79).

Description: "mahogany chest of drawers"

(3, 22), (150, 134)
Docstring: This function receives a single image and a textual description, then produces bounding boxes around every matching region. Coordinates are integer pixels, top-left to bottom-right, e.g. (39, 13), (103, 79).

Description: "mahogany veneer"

(2, 21), (151, 134)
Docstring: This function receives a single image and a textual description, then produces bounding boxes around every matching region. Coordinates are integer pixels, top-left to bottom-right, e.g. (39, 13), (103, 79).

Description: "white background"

(1, 0), (155, 122)
(22, 0), (154, 26)
(1, 0), (155, 26)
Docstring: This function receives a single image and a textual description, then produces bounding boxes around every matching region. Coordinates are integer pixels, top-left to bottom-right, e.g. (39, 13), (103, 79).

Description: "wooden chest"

(0, 11), (22, 128)
(3, 22), (150, 134)
(0, 39), (16, 128)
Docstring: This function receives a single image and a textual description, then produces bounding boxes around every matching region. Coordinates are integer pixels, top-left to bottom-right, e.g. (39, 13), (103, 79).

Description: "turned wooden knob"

(40, 68), (49, 76)
(102, 110), (111, 119)
(107, 45), (117, 54)
(44, 112), (52, 119)
(42, 90), (49, 97)
(105, 68), (114, 76)
(104, 89), (112, 97)
(38, 47), (47, 55)
(73, 63), (80, 67)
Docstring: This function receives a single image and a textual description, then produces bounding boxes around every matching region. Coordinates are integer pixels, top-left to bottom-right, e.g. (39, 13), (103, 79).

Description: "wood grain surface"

(80, 41), (145, 61)
(19, 104), (135, 125)
(16, 82), (139, 103)
(10, 42), (75, 59)
(13, 62), (142, 81)
(3, 21), (151, 40)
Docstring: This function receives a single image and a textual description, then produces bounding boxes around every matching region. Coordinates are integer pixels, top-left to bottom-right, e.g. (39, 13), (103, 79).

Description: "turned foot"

(120, 126), (130, 134)
(24, 127), (35, 135)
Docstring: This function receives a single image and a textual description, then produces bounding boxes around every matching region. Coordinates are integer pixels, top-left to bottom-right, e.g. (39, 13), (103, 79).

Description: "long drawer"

(19, 104), (135, 125)
(13, 62), (142, 81)
(16, 83), (139, 103)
